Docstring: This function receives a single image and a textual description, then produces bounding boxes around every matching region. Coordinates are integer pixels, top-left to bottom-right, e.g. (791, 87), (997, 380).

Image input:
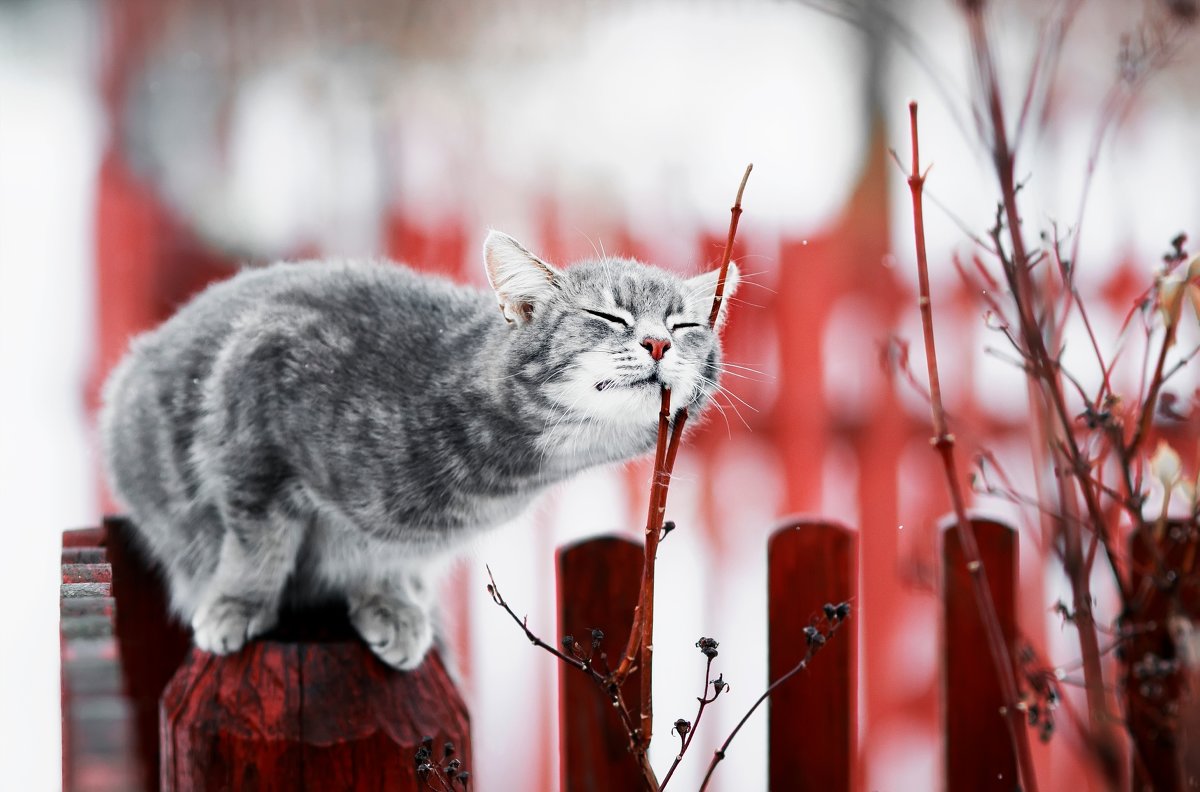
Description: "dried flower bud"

(711, 674), (728, 694)
(823, 603), (837, 621)
(562, 635), (575, 650)
(1159, 275), (1187, 328)
(673, 718), (692, 737)
(444, 742), (456, 759)
(1150, 440), (1183, 489)
(835, 602), (851, 621)
(591, 628), (605, 647)
(696, 636), (720, 659)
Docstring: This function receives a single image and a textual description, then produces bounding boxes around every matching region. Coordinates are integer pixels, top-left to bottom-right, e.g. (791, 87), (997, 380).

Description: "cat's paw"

(349, 594), (433, 671)
(191, 596), (278, 655)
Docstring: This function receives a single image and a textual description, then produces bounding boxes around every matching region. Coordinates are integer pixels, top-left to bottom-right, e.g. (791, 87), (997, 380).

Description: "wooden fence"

(61, 515), (1185, 790)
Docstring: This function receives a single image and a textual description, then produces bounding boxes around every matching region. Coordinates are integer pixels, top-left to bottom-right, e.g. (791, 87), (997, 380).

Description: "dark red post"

(942, 518), (1018, 791)
(557, 535), (644, 792)
(767, 518), (857, 792)
(160, 637), (469, 791)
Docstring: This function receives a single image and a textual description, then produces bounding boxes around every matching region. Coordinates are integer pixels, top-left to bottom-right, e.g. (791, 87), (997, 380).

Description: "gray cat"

(100, 231), (738, 670)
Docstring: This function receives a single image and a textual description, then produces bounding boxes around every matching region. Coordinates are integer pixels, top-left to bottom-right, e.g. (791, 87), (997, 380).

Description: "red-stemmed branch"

(708, 164), (753, 326)
(489, 166), (753, 789)
(659, 650), (725, 790)
(900, 100), (1040, 792)
(486, 567), (657, 788)
(616, 164), (753, 758)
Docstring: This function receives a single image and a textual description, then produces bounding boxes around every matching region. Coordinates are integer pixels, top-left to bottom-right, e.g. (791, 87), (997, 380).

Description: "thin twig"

(967, 10), (1130, 778)
(708, 164), (753, 327)
(659, 657), (724, 790)
(487, 567), (659, 789)
(617, 164), (752, 755)
(697, 609), (848, 791)
(901, 99), (1041, 792)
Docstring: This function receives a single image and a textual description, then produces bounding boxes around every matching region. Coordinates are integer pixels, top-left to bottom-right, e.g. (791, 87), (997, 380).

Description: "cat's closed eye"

(670, 322), (702, 332)
(582, 308), (629, 327)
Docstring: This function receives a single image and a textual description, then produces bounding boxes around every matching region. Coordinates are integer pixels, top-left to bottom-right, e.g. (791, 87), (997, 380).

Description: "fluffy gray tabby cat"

(100, 231), (738, 670)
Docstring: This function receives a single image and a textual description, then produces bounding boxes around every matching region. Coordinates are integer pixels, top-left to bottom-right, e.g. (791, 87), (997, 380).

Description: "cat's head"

(484, 230), (738, 425)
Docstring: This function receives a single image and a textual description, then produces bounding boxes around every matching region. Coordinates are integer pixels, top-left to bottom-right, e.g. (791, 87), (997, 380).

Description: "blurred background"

(2, 0), (1198, 789)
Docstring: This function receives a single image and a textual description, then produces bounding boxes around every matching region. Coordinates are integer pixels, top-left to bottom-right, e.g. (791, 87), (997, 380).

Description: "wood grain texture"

(160, 640), (470, 791)
(942, 518), (1018, 792)
(63, 564), (114, 584)
(768, 518), (857, 792)
(557, 535), (644, 792)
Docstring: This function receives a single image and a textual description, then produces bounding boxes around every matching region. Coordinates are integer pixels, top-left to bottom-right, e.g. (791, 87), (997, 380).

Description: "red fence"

(61, 514), (1051, 791)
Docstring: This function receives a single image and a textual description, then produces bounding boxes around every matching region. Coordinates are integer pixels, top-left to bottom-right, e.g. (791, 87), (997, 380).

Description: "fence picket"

(767, 518), (857, 792)
(557, 535), (645, 792)
(942, 518), (1018, 791)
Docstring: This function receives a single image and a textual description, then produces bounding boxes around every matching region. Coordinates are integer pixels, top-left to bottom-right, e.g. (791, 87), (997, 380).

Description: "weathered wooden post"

(61, 520), (472, 792)
(160, 637), (469, 791)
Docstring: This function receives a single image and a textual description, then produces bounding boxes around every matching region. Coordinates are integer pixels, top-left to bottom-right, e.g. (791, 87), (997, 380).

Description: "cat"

(100, 231), (738, 670)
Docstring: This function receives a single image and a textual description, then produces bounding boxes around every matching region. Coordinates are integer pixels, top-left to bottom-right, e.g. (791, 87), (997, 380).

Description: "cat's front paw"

(349, 594), (433, 671)
(191, 595), (278, 655)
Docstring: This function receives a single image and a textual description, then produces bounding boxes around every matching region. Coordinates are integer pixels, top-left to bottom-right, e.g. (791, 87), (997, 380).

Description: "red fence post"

(767, 518), (858, 792)
(160, 640), (469, 791)
(942, 518), (1018, 791)
(557, 535), (644, 792)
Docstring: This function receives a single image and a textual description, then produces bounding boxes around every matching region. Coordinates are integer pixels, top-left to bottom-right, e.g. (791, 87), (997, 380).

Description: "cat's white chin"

(549, 378), (696, 425)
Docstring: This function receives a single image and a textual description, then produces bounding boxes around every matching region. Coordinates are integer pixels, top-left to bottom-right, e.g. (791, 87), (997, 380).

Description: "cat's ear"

(483, 231), (561, 324)
(685, 262), (740, 328)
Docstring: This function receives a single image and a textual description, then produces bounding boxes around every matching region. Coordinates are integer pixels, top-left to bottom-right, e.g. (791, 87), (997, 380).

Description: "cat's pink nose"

(641, 337), (671, 361)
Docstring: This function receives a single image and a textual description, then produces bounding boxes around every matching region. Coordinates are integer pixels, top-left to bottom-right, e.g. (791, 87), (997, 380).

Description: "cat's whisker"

(694, 373), (757, 431)
(719, 361), (771, 376)
(713, 367), (772, 383)
(715, 362), (771, 379)
(699, 388), (735, 439)
(708, 388), (752, 433)
(722, 296), (768, 311)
